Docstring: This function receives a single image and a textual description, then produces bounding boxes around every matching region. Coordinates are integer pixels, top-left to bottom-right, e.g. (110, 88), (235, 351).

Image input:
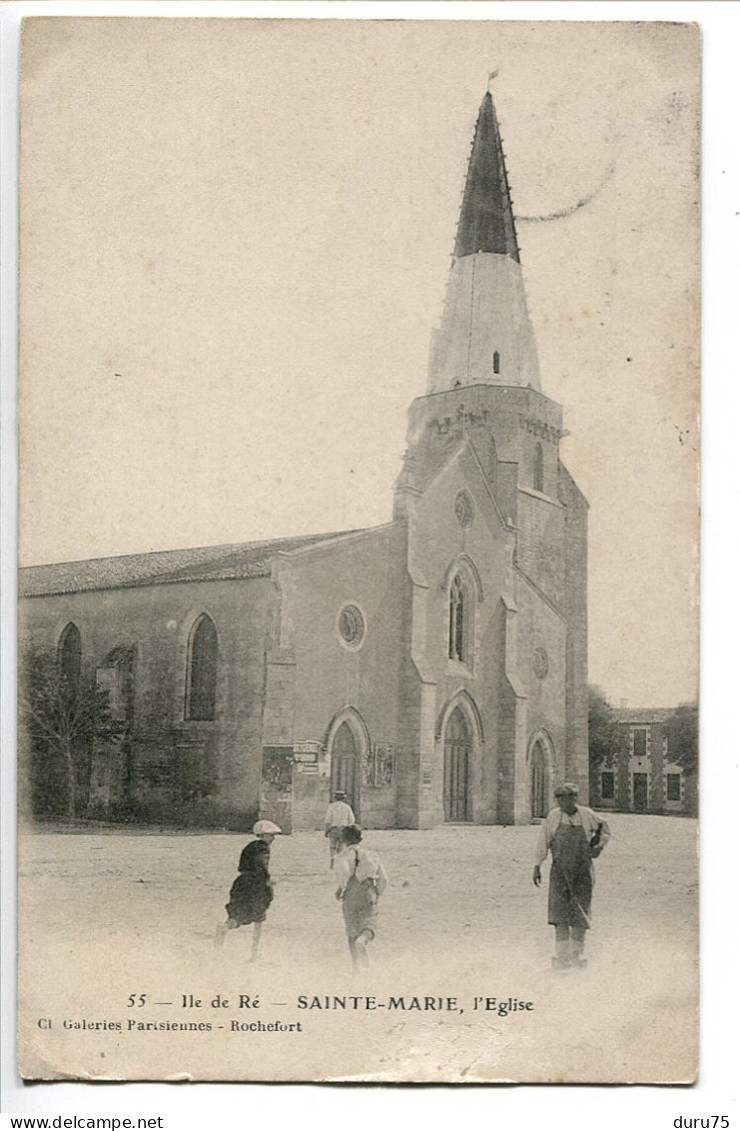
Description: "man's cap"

(554, 782), (579, 798)
(253, 819), (282, 835)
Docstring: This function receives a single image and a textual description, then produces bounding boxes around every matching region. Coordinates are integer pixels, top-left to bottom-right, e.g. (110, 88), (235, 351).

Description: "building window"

(186, 614), (218, 721)
(534, 442), (544, 492)
(633, 728), (648, 757)
(493, 350), (500, 375)
(338, 604), (365, 650)
(666, 773), (682, 802)
(57, 623), (82, 694)
(448, 573), (466, 662)
(533, 646), (549, 680)
(601, 771), (615, 800)
(454, 489), (475, 528)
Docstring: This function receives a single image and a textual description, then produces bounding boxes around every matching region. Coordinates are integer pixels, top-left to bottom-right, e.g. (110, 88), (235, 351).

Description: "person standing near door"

(532, 783), (610, 970)
(324, 790), (355, 868)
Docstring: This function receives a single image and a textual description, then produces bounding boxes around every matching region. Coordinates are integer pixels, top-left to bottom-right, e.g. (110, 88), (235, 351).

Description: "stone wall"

(266, 524), (408, 830)
(559, 463), (590, 797)
(19, 577), (272, 828)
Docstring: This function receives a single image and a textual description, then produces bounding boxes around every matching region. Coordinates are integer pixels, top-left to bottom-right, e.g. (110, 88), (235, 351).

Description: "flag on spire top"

(454, 90), (520, 262)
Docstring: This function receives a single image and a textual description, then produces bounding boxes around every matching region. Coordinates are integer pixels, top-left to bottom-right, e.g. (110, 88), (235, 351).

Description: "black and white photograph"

(13, 15), (700, 1086)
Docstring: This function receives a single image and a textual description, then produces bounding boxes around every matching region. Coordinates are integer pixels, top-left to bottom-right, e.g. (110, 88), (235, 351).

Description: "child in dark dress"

(215, 819), (281, 960)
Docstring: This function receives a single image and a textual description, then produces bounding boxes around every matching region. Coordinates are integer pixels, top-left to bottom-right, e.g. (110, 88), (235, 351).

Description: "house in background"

(590, 707), (697, 816)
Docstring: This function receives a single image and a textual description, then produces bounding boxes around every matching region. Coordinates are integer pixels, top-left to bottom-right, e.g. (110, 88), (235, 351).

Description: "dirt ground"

(17, 813), (698, 1084)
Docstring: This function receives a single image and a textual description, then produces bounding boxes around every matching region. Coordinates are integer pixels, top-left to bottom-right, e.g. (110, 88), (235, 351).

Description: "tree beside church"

(664, 704), (699, 777)
(19, 640), (113, 821)
(588, 685), (630, 773)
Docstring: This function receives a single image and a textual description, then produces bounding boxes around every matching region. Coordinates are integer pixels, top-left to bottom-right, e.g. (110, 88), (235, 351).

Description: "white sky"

(18, 18), (699, 707)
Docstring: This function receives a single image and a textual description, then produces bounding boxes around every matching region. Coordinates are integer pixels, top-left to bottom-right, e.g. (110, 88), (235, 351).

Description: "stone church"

(19, 89), (588, 832)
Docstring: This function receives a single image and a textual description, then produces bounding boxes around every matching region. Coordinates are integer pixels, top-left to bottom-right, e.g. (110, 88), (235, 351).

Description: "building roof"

(19, 529), (364, 597)
(612, 708), (676, 724)
(454, 90), (520, 261)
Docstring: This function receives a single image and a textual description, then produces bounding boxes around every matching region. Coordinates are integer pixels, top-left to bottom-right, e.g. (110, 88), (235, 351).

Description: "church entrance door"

(331, 721), (360, 818)
(530, 740), (546, 818)
(443, 707), (471, 822)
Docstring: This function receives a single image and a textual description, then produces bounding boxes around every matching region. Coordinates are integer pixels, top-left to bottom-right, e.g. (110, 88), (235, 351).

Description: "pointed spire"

(427, 85), (541, 392)
(454, 91), (520, 261)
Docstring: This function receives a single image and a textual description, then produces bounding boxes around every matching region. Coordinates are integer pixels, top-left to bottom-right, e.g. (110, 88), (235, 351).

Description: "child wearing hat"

(215, 819), (281, 961)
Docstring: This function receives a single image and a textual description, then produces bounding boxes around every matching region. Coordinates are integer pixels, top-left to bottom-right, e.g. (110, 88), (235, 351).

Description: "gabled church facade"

(19, 90), (588, 831)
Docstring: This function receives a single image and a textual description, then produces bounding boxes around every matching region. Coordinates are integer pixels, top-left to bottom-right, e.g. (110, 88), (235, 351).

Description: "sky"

(18, 18), (700, 707)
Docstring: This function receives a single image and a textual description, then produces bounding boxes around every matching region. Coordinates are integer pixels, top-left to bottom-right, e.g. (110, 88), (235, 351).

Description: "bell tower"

(396, 85), (564, 535)
(394, 83), (590, 810)
(428, 89), (541, 394)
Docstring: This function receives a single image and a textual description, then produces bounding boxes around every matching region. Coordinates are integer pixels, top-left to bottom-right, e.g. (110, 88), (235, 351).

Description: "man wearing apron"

(532, 782), (610, 970)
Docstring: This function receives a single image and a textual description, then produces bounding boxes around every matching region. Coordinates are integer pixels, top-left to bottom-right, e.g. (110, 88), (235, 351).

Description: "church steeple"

(428, 86), (541, 394)
(454, 91), (519, 262)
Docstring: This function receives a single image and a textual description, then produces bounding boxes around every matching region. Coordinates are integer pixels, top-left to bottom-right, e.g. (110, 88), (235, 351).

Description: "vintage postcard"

(17, 18), (699, 1083)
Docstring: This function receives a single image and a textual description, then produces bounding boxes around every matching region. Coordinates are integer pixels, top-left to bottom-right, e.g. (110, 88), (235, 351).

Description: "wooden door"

(331, 722), (360, 817)
(444, 707), (471, 822)
(530, 741), (546, 818)
(633, 772), (648, 810)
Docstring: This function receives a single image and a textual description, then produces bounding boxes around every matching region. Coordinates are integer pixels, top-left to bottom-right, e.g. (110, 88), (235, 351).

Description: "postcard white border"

(1, 0), (738, 1124)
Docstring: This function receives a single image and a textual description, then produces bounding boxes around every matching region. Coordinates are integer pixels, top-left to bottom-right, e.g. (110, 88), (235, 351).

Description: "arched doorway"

(331, 721), (360, 816)
(443, 707), (471, 822)
(530, 740), (547, 818)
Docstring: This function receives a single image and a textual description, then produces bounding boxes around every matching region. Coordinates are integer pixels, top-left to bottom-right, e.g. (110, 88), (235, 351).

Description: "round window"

(338, 604), (365, 649)
(533, 647), (549, 679)
(454, 489), (475, 528)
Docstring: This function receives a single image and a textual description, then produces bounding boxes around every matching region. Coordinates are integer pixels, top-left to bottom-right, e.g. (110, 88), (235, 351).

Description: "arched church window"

(186, 614), (218, 721)
(493, 350), (500, 375)
(534, 442), (544, 493)
(448, 574), (466, 662)
(57, 623), (82, 694)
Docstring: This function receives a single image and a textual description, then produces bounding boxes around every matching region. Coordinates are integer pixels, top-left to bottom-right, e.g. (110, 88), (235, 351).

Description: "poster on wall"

(17, 17), (699, 1083)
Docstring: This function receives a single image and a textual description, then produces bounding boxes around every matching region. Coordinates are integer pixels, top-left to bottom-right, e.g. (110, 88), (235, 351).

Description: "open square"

(19, 813), (697, 1082)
